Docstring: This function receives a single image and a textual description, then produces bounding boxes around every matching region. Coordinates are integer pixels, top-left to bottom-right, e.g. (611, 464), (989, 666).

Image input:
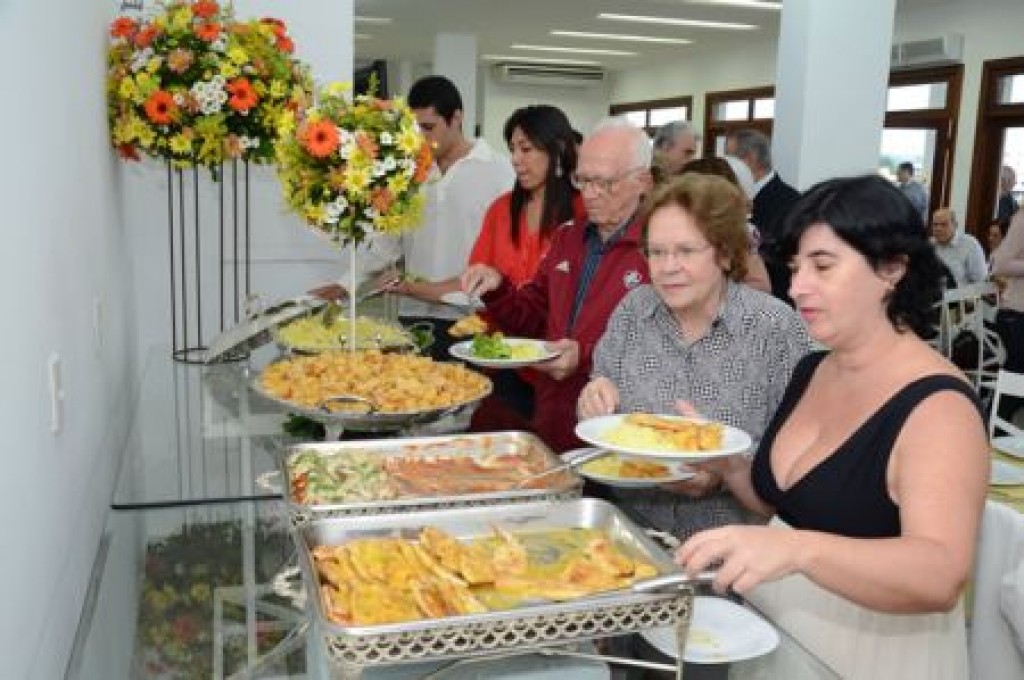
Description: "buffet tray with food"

(294, 498), (693, 669)
(254, 351), (492, 431)
(272, 308), (416, 354)
(283, 432), (582, 523)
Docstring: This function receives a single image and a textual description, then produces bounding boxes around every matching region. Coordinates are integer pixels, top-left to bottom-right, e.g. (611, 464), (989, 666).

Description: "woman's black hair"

(502, 105), (579, 245)
(778, 174), (943, 337)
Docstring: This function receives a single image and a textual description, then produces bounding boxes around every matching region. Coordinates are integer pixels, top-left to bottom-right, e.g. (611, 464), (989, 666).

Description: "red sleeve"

(468, 193), (508, 267)
(481, 228), (564, 339)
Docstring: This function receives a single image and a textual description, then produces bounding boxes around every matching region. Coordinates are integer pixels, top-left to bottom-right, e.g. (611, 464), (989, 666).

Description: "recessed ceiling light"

(686, 0), (782, 10)
(482, 54), (603, 66)
(511, 44), (637, 57)
(551, 30), (692, 45)
(354, 16), (392, 25)
(598, 13), (758, 30)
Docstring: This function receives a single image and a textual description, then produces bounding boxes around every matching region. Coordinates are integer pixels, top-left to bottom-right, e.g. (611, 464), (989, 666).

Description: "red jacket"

(483, 216), (650, 451)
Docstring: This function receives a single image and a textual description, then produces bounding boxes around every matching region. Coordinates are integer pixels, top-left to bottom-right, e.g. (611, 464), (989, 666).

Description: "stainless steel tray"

(252, 358), (492, 432)
(281, 432), (583, 523)
(294, 498), (692, 668)
(203, 296), (327, 363)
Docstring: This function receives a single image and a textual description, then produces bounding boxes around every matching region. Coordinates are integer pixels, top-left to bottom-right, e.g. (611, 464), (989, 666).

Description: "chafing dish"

(280, 432), (583, 524)
(293, 498), (693, 670)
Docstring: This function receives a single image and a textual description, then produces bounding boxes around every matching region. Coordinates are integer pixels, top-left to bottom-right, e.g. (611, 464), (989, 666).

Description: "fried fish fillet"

(584, 537), (636, 577)
(350, 582), (422, 625)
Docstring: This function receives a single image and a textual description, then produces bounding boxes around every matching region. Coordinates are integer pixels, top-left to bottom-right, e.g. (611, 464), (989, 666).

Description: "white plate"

(440, 291), (484, 310)
(449, 338), (560, 369)
(642, 596), (780, 664)
(994, 435), (1024, 460)
(991, 459), (1024, 486)
(574, 414), (752, 462)
(569, 450), (696, 488)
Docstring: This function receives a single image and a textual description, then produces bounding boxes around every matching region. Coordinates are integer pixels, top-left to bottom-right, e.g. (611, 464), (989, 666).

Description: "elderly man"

(997, 165), (1019, 222)
(461, 118), (652, 451)
(931, 207), (988, 285)
(652, 120), (698, 178)
(730, 129), (800, 302)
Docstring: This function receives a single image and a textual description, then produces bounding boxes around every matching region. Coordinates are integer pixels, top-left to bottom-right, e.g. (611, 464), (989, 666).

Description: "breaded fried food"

(350, 583), (421, 625)
(449, 314), (488, 337)
(584, 537), (635, 577)
(419, 526), (464, 573)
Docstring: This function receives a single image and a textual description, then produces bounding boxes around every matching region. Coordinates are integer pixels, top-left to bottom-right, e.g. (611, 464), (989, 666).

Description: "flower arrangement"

(107, 0), (313, 170)
(274, 81), (434, 245)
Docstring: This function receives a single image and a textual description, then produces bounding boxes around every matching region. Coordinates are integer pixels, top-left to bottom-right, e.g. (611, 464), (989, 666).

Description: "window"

(609, 96), (693, 137)
(966, 57), (1024, 233)
(880, 64), (962, 221)
(703, 86), (775, 156)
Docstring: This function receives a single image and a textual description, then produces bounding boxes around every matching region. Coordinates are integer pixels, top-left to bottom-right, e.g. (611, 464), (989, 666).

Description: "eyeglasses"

(571, 166), (644, 195)
(643, 243), (712, 263)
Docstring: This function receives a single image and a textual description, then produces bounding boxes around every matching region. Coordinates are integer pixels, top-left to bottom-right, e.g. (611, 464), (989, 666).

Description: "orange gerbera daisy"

(413, 142), (433, 183)
(192, 0), (219, 19)
(167, 48), (194, 75)
(110, 17), (137, 39)
(226, 78), (258, 113)
(301, 120), (340, 158)
(195, 22), (221, 42)
(134, 25), (159, 48)
(276, 35), (295, 54)
(144, 90), (178, 125)
(370, 187), (394, 214)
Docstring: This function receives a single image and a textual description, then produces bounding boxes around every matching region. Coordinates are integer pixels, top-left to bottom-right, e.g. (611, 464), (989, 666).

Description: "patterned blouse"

(591, 282), (812, 539)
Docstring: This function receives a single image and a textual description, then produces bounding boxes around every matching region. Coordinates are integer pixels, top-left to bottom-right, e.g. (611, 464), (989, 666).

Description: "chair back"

(936, 283), (1001, 389)
(990, 369), (1024, 440)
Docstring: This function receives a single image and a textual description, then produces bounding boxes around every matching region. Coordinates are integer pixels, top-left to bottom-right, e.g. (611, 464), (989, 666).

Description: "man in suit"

(730, 129), (800, 302)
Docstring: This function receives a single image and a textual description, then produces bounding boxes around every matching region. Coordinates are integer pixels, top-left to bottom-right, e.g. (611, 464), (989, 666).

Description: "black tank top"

(751, 351), (980, 538)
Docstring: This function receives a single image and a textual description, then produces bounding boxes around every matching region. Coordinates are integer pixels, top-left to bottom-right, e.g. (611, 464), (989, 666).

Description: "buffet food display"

(274, 312), (414, 353)
(604, 414), (725, 452)
(294, 499), (692, 668)
(282, 433), (581, 520)
(255, 350), (492, 430)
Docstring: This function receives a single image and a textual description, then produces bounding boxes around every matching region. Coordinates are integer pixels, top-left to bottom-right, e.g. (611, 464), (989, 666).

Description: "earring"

(555, 160), (563, 178)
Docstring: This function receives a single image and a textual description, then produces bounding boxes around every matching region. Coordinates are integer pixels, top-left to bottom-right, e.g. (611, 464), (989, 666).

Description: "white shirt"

(400, 139), (514, 319)
(753, 169), (776, 197)
(934, 232), (988, 285)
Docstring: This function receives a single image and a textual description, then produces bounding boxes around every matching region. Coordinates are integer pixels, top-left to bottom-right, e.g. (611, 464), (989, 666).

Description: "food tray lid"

(204, 296), (326, 363)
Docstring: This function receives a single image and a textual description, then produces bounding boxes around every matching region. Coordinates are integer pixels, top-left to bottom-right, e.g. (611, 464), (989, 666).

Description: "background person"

(577, 173), (811, 540)
(896, 160), (928, 223)
(651, 120), (698, 182)
(991, 208), (1024, 421)
(677, 175), (987, 680)
(461, 118), (652, 452)
(930, 207), (988, 285)
(997, 164), (1019, 222)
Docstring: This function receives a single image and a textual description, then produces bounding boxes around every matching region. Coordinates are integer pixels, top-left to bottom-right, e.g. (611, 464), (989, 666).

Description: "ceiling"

(352, 0), (786, 72)
(352, 0), (963, 73)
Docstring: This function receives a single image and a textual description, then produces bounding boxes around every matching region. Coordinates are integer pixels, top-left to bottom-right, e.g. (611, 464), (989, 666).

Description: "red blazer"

(483, 215), (650, 451)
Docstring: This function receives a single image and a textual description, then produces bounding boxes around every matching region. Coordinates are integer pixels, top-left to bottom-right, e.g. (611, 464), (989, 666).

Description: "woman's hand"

(659, 468), (722, 498)
(577, 376), (619, 419)
(308, 282), (348, 302)
(535, 339), (580, 381)
(675, 525), (805, 596)
(461, 264), (503, 298)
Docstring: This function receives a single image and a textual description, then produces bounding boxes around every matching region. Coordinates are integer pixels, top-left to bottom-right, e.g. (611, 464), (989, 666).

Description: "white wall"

(0, 1), (135, 677)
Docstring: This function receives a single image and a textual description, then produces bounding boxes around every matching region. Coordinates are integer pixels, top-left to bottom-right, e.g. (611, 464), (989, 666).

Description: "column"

(434, 33), (479, 137)
(772, 0), (896, 190)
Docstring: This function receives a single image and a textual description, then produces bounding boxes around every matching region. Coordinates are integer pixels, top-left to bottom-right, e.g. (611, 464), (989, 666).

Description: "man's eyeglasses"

(643, 243), (712, 263)
(571, 167), (644, 195)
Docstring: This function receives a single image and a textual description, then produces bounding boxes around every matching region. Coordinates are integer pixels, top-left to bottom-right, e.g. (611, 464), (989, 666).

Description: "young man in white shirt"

(382, 75), (514, 357)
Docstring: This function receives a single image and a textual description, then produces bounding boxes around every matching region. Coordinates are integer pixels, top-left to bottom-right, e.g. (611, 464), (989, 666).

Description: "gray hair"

(590, 116), (654, 168)
(1002, 165), (1017, 184)
(653, 120), (696, 151)
(732, 129), (773, 171)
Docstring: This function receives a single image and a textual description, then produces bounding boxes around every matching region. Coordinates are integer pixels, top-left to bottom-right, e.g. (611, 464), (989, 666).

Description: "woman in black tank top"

(673, 176), (988, 679)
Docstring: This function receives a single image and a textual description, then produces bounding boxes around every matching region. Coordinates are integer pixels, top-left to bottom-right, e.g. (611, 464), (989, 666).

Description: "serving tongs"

(513, 447), (609, 488)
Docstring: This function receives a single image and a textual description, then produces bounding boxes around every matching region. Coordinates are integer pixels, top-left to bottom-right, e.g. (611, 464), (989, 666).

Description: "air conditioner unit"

(890, 34), (963, 70)
(494, 62), (606, 88)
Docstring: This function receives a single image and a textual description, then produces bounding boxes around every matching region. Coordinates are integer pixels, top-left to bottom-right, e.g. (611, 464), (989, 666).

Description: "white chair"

(969, 500), (1024, 680)
(990, 369), (1024, 442)
(936, 283), (1000, 389)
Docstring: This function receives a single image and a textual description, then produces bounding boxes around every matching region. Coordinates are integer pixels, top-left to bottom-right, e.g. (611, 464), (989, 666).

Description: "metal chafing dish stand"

(291, 498), (695, 679)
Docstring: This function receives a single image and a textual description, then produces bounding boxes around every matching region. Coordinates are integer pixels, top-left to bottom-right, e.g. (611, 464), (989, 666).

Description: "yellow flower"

(387, 173), (410, 195)
(277, 109), (296, 139)
(136, 123), (156, 148)
(170, 132), (193, 154)
(397, 126), (421, 154)
(119, 78), (137, 102)
(323, 81), (351, 98)
(147, 57), (162, 73)
(227, 46), (249, 66)
(269, 80), (287, 99)
(219, 62), (239, 79)
(304, 203), (327, 224)
(134, 73), (159, 100)
(170, 7), (192, 32)
(343, 165), (372, 195)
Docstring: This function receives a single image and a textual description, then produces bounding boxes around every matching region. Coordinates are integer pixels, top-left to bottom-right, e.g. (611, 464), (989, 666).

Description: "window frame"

(703, 85), (775, 156)
(609, 95), (694, 137)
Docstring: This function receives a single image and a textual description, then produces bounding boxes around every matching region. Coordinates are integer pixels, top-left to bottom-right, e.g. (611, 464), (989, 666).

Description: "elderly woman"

(677, 175), (988, 679)
(577, 173), (811, 540)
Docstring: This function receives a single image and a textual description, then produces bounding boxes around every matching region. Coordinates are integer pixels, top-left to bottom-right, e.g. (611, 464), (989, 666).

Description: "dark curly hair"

(777, 174), (943, 337)
(502, 105), (579, 245)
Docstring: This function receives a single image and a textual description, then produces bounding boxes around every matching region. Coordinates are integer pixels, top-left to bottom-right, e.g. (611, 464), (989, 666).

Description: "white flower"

(212, 38), (227, 52)
(382, 156), (397, 171)
(324, 204), (342, 224)
(173, 93), (185, 106)
(333, 196), (349, 212)
(130, 48), (154, 72)
(338, 128), (354, 146)
(211, 75), (226, 88)
(371, 162), (387, 178)
(339, 141), (354, 160)
(364, 207), (379, 220)
(379, 132), (394, 146)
